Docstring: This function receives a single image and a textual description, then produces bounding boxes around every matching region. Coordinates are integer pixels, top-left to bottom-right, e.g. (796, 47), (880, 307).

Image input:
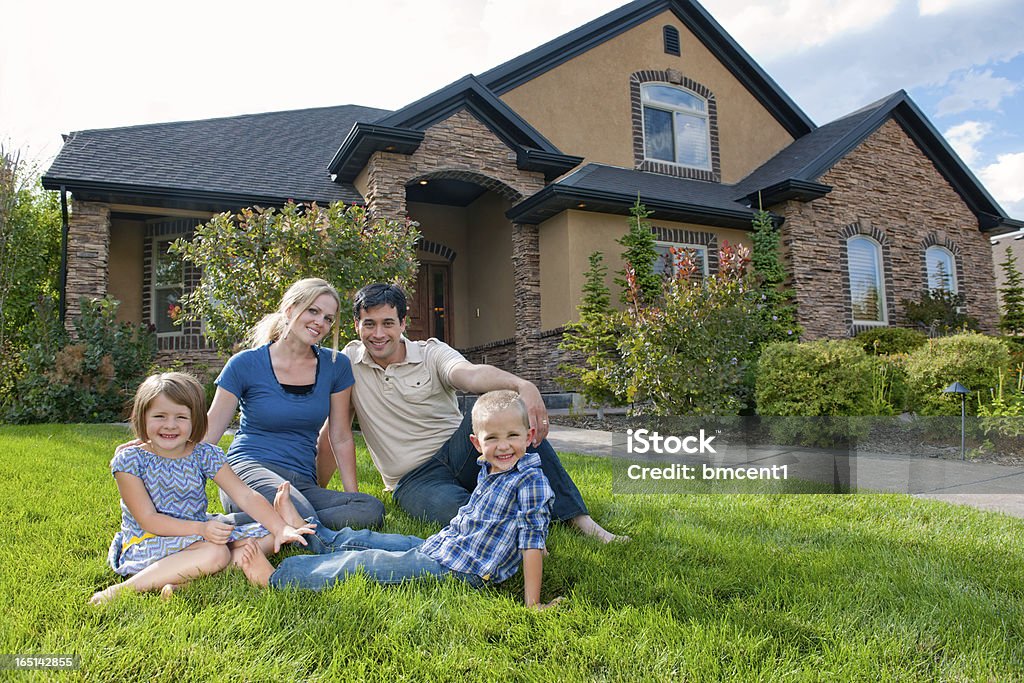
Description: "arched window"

(925, 245), (957, 293)
(847, 236), (886, 324)
(641, 83), (711, 171)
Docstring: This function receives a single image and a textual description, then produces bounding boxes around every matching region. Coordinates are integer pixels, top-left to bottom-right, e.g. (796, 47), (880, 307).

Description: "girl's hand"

(201, 520), (235, 544)
(273, 525), (313, 552)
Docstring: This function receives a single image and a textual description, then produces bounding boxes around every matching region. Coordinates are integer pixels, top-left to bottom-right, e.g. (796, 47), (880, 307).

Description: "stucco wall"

(108, 218), (144, 324)
(499, 9), (795, 184)
(779, 118), (999, 338)
(465, 193), (516, 347)
(541, 209), (753, 328)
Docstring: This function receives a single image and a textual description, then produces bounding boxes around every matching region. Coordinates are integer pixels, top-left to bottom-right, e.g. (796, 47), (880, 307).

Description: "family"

(91, 279), (624, 608)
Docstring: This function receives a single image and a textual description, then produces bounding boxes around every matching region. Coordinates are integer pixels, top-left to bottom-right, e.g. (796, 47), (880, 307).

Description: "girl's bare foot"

(238, 540), (274, 587)
(230, 538), (258, 567)
(274, 482), (306, 528)
(570, 515), (630, 544)
(159, 583), (182, 601)
(89, 585), (119, 606)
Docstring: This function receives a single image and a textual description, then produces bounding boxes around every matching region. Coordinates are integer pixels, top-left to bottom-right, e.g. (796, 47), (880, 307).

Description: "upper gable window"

(641, 84), (711, 171)
(925, 245), (957, 293)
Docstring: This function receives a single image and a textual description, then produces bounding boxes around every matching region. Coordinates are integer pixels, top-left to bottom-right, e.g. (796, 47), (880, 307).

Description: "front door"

(405, 263), (452, 343)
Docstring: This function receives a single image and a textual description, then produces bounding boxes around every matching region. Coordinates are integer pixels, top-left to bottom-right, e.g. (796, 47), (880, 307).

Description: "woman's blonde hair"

(246, 278), (342, 356)
(130, 372), (208, 444)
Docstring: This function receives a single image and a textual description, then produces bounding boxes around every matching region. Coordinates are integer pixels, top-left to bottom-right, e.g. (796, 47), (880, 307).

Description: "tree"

(750, 207), (801, 347)
(170, 201), (420, 354)
(558, 252), (627, 417)
(615, 197), (661, 309)
(0, 148), (61, 351)
(998, 245), (1024, 335)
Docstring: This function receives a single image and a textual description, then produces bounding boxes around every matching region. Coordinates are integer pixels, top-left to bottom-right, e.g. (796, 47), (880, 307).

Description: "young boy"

(238, 390), (559, 608)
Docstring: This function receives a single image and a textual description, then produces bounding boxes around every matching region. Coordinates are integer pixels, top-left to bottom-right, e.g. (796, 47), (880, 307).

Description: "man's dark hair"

(353, 283), (408, 321)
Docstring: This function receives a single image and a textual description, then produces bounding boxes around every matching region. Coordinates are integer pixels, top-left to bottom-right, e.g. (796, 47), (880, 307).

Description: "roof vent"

(663, 25), (680, 56)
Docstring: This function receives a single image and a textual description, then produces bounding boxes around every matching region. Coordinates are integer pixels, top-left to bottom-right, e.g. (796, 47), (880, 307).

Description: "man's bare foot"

(274, 482), (306, 528)
(89, 585), (119, 606)
(570, 515), (630, 544)
(159, 583), (183, 601)
(239, 539), (274, 587)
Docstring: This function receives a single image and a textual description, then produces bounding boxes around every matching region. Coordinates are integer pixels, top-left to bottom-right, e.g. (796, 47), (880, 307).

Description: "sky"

(2, 0), (1023, 219)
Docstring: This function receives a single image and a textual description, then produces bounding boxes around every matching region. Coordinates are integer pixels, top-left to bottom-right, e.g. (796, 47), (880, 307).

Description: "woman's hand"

(201, 520), (235, 544)
(273, 525), (314, 552)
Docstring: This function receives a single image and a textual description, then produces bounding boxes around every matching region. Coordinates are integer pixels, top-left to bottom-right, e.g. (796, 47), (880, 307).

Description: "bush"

(171, 201), (420, 354)
(855, 327), (927, 356)
(904, 333), (1010, 416)
(901, 289), (979, 336)
(5, 297), (156, 423)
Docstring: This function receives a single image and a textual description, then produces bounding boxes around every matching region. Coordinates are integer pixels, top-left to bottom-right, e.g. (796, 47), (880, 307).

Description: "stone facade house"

(42, 0), (1023, 390)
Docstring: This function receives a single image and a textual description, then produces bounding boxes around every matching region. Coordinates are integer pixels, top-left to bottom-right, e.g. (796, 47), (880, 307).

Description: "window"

(641, 84), (711, 170)
(151, 237), (183, 334)
(925, 246), (957, 293)
(847, 236), (886, 324)
(654, 241), (709, 279)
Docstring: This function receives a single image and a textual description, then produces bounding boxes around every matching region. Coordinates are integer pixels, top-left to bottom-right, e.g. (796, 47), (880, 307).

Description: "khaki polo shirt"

(342, 337), (468, 490)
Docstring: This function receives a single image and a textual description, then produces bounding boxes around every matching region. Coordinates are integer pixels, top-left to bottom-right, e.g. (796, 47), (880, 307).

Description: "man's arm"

(448, 362), (549, 444)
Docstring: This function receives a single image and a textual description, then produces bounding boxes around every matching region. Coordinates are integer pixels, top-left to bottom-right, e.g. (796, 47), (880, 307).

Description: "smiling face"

(144, 393), (194, 458)
(469, 406), (535, 474)
(356, 303), (407, 368)
(287, 293), (338, 346)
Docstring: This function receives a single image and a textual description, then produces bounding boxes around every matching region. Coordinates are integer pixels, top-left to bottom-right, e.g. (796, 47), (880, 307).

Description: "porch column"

(363, 153), (408, 222)
(511, 222), (543, 385)
(65, 199), (110, 331)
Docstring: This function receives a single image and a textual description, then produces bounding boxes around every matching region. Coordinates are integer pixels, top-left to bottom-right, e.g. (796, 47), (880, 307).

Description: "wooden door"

(405, 263), (452, 342)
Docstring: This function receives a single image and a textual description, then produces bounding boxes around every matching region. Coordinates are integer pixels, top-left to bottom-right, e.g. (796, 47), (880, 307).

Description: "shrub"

(997, 246), (1024, 335)
(5, 297), (156, 423)
(750, 207), (801, 347)
(170, 201), (420, 354)
(901, 289), (979, 336)
(855, 327), (927, 356)
(904, 333), (1010, 416)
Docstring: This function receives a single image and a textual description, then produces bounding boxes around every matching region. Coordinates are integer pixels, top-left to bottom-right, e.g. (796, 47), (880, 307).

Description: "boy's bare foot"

(88, 585), (119, 606)
(159, 583), (182, 601)
(570, 515), (630, 544)
(239, 539), (274, 588)
(274, 482), (306, 528)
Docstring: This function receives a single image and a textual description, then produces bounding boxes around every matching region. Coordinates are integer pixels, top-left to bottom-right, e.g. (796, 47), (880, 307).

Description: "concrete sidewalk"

(547, 424), (1024, 519)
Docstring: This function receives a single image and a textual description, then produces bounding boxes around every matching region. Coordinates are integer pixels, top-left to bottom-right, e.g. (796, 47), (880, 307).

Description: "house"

(42, 0), (1024, 391)
(992, 230), (1024, 316)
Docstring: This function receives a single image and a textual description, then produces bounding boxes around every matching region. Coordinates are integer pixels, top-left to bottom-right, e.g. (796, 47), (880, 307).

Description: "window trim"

(847, 235), (887, 326)
(640, 83), (712, 172)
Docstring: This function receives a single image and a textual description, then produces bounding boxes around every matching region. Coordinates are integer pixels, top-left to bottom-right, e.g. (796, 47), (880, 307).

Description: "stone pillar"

(363, 153), (408, 222)
(65, 200), (110, 330)
(511, 222), (543, 385)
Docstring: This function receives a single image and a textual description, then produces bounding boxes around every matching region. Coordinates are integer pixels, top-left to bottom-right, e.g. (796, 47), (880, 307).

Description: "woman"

(206, 278), (384, 530)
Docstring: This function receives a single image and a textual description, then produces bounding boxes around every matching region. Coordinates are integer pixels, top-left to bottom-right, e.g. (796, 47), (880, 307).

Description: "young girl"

(90, 372), (313, 605)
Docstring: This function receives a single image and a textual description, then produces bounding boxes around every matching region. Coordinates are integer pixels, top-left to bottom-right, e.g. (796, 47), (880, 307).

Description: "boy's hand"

(273, 525), (313, 552)
(531, 596), (564, 611)
(115, 438), (143, 453)
(201, 520), (234, 544)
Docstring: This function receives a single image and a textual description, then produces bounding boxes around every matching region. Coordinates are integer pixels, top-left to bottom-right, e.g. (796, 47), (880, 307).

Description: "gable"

(496, 8), (796, 184)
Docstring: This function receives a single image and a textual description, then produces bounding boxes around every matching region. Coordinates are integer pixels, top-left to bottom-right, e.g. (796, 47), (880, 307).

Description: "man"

(320, 283), (622, 542)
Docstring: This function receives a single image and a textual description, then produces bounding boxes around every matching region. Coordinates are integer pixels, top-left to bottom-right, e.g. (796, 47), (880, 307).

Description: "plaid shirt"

(418, 451), (553, 583)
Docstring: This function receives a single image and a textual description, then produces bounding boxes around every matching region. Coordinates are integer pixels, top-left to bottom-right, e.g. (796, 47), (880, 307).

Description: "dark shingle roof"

(42, 105), (391, 205)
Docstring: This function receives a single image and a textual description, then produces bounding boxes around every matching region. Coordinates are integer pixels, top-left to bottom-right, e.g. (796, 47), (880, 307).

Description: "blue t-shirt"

(215, 343), (354, 480)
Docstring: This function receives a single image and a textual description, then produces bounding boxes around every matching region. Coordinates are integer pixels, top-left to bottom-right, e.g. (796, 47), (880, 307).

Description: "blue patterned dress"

(106, 442), (270, 576)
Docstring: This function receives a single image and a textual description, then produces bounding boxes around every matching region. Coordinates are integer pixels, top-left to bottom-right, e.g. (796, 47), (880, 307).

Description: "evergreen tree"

(999, 245), (1024, 335)
(615, 197), (661, 308)
(750, 207), (801, 345)
(558, 251), (626, 416)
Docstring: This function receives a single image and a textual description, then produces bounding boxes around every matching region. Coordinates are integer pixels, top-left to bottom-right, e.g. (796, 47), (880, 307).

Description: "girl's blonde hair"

(130, 372), (208, 444)
(246, 278), (342, 356)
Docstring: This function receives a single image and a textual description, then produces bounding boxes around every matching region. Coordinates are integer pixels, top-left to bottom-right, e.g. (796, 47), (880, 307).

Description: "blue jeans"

(269, 526), (484, 591)
(221, 459), (385, 531)
(393, 412), (589, 525)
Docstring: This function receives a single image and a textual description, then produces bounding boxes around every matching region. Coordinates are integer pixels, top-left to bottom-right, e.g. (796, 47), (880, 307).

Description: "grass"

(1, 424), (1023, 681)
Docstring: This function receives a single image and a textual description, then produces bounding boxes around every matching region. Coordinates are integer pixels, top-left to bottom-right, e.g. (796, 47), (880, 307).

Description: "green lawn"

(1, 424), (1022, 681)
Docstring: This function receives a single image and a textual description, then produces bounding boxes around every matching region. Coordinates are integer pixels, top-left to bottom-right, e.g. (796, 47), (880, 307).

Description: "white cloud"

(917, 0), (981, 15)
(944, 121), (991, 165)
(980, 152), (1024, 216)
(936, 69), (1021, 116)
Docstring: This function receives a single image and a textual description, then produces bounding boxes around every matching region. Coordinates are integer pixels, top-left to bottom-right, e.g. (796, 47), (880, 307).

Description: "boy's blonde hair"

(246, 278), (342, 357)
(130, 372), (208, 444)
(471, 390), (530, 434)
